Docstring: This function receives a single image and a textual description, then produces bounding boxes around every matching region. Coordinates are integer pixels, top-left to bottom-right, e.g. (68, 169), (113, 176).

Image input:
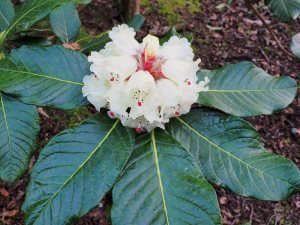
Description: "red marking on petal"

(137, 101), (142, 107)
(144, 56), (156, 71)
(187, 81), (191, 85)
(175, 111), (180, 116)
(136, 127), (142, 133)
(151, 68), (165, 80)
(109, 112), (115, 117)
(110, 77), (115, 82)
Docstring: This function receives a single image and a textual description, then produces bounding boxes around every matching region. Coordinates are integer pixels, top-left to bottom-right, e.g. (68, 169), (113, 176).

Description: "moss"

(141, 0), (200, 24)
(65, 107), (92, 128)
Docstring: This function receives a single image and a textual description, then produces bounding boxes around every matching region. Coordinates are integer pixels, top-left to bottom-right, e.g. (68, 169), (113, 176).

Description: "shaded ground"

(1, 0), (300, 225)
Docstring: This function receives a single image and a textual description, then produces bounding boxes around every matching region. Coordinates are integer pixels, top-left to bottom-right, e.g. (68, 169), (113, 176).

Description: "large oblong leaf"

(22, 115), (134, 225)
(0, 93), (39, 182)
(167, 108), (300, 201)
(112, 130), (221, 225)
(198, 62), (297, 117)
(267, 0), (300, 22)
(50, 2), (81, 43)
(4, 0), (72, 36)
(0, 45), (89, 109)
(0, 0), (15, 31)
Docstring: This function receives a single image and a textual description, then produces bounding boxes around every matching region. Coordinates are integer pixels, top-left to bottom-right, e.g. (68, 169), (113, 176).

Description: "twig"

(258, 46), (270, 61)
(249, 4), (294, 58)
(135, 0), (141, 15)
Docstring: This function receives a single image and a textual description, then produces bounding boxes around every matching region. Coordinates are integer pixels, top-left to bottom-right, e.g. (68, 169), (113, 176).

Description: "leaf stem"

(0, 32), (6, 49)
(249, 4), (294, 58)
(135, 0), (141, 15)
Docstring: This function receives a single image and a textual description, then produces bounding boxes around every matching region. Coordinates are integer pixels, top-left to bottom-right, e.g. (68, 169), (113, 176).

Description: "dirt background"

(1, 0), (300, 225)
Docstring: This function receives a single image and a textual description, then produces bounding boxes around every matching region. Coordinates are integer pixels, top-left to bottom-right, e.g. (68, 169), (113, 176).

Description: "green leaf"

(198, 62), (297, 117)
(111, 130), (221, 225)
(160, 27), (193, 44)
(0, 92), (39, 182)
(50, 2), (81, 43)
(74, 0), (92, 3)
(79, 31), (110, 54)
(22, 115), (134, 225)
(167, 108), (300, 201)
(4, 0), (73, 37)
(268, 0), (300, 21)
(0, 0), (15, 31)
(291, 33), (300, 59)
(128, 14), (145, 31)
(0, 45), (90, 109)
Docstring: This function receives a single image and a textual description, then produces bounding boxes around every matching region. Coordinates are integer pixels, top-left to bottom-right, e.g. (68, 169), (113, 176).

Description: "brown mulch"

(1, 0), (300, 225)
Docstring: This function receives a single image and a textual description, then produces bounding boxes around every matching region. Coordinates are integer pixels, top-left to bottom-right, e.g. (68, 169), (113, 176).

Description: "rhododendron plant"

(83, 24), (209, 131)
(0, 1), (299, 225)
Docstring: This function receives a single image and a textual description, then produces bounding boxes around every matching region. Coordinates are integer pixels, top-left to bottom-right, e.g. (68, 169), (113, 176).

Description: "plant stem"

(249, 4), (294, 58)
(0, 32), (6, 50)
(135, 0), (141, 15)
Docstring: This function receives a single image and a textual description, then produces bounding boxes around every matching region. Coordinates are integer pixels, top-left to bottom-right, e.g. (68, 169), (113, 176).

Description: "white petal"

(82, 75), (110, 96)
(109, 89), (130, 116)
(104, 55), (137, 80)
(142, 34), (160, 59)
(125, 70), (156, 90)
(90, 55), (137, 80)
(156, 79), (180, 108)
(162, 59), (199, 82)
(87, 95), (107, 111)
(160, 36), (194, 61)
(109, 24), (140, 56)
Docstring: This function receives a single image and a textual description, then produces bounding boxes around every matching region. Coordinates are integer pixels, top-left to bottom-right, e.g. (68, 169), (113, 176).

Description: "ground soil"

(1, 0), (300, 225)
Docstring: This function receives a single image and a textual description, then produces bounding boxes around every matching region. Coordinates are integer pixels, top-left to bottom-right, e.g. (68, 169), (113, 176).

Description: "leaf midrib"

(176, 117), (300, 191)
(31, 119), (120, 225)
(6, 0), (50, 35)
(206, 87), (295, 93)
(0, 94), (13, 180)
(151, 131), (170, 225)
(0, 68), (84, 86)
(61, 5), (69, 43)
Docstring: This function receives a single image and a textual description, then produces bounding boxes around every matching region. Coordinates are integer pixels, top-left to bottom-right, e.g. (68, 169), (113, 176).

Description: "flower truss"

(82, 24), (209, 132)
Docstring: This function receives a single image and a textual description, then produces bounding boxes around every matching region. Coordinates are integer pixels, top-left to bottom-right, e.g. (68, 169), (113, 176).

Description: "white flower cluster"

(82, 24), (209, 132)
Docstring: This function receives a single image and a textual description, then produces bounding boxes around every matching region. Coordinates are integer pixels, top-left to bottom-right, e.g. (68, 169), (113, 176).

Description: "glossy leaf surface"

(268, 0), (300, 21)
(23, 116), (134, 225)
(0, 45), (89, 109)
(112, 130), (221, 225)
(50, 2), (81, 43)
(198, 62), (297, 117)
(167, 108), (300, 200)
(0, 0), (15, 31)
(0, 93), (39, 182)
